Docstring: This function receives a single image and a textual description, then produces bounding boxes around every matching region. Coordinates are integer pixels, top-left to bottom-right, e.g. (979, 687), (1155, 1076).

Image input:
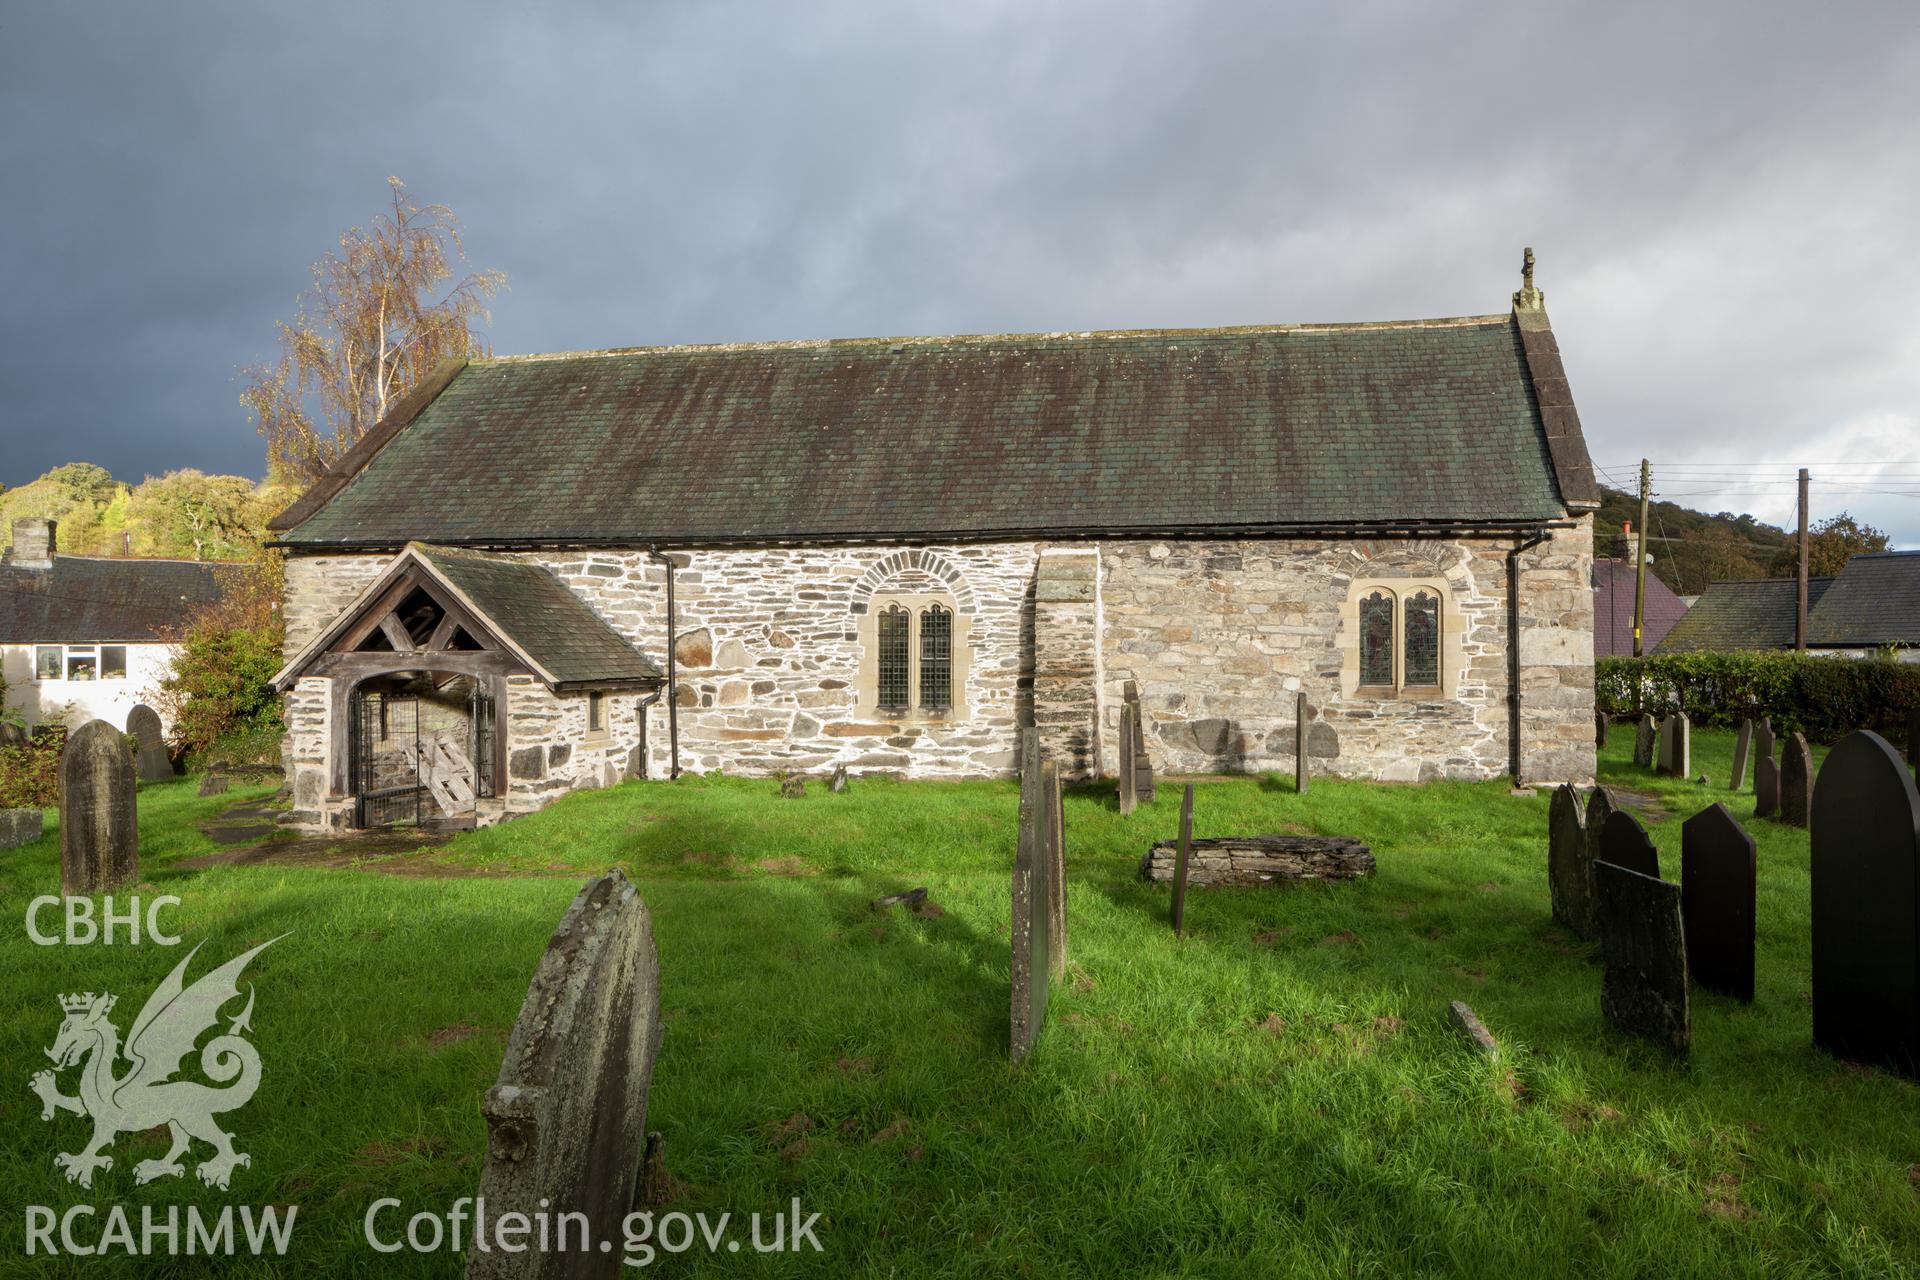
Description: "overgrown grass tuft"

(0, 731), (1915, 1277)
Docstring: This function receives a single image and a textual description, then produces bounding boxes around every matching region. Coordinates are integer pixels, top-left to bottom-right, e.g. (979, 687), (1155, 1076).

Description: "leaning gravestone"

(1122, 680), (1155, 803)
(1581, 787), (1618, 937)
(470, 868), (662, 1280)
(1549, 784), (1593, 937)
(1811, 730), (1920, 1076)
(1633, 715), (1658, 768)
(1599, 808), (1661, 880)
(1729, 718), (1753, 793)
(125, 704), (171, 782)
(1595, 859), (1691, 1055)
(1042, 755), (1067, 981)
(1779, 732), (1813, 828)
(1116, 701), (1138, 816)
(1755, 716), (1776, 767)
(1011, 731), (1053, 1065)
(1680, 803), (1757, 1002)
(1754, 756), (1781, 820)
(60, 720), (138, 895)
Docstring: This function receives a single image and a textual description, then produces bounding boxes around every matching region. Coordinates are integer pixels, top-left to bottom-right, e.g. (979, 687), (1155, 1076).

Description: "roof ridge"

(33, 553), (241, 567)
(475, 314), (1517, 365)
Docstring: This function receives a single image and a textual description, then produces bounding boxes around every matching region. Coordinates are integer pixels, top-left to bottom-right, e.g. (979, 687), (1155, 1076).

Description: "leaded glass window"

(877, 605), (911, 714)
(1404, 592), (1440, 688)
(919, 604), (953, 711)
(1359, 592), (1395, 687)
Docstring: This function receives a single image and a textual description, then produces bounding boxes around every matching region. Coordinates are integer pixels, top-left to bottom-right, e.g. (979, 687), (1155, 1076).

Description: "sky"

(2, 0), (1917, 545)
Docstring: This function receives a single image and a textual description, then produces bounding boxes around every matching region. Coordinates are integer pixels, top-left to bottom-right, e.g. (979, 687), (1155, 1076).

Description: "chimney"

(1621, 519), (1633, 536)
(10, 517), (55, 569)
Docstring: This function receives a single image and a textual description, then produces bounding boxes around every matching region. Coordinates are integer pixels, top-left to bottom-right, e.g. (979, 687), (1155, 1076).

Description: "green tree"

(241, 177), (504, 486)
(124, 470), (276, 560)
(1770, 512), (1891, 579)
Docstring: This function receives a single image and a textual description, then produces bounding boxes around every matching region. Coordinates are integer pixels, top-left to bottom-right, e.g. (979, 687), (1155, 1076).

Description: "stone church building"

(270, 265), (1599, 831)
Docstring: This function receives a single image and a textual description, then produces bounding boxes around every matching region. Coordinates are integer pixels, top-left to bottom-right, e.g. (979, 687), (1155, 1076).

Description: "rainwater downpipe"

(647, 547), (681, 779)
(1508, 526), (1552, 786)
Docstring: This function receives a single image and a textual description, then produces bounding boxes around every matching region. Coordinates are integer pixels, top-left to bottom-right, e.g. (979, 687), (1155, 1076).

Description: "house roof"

(273, 543), (662, 690)
(1591, 558), (1690, 657)
(1807, 551), (1920, 647)
(270, 304), (1598, 548)
(0, 554), (228, 644)
(1655, 577), (1836, 653)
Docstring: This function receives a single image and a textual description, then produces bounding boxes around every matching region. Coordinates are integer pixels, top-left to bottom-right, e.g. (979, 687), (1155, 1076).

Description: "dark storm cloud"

(3, 1), (1916, 542)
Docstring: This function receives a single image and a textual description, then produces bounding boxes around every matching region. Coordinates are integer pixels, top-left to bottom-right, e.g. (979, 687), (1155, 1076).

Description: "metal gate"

(470, 683), (497, 800)
(353, 689), (424, 827)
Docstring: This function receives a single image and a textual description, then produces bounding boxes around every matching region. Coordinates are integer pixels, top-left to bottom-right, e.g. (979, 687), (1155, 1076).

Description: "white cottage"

(269, 265), (1601, 831)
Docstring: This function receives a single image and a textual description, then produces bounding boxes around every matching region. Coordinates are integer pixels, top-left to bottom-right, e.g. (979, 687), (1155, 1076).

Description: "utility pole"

(1633, 458), (1651, 657)
(1795, 467), (1810, 651)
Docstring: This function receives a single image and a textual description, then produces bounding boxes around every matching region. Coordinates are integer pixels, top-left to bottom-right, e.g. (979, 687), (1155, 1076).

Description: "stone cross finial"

(1513, 246), (1544, 311)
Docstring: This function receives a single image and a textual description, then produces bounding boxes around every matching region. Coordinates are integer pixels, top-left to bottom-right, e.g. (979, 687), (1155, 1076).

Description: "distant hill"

(1593, 487), (1794, 596)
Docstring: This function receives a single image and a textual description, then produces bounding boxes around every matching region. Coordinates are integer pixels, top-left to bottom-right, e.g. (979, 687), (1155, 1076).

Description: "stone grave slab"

(1123, 680), (1155, 803)
(1011, 730), (1051, 1065)
(1596, 713), (1608, 749)
(125, 704), (171, 782)
(1595, 859), (1691, 1055)
(1549, 783), (1592, 937)
(1633, 715), (1657, 768)
(1780, 732), (1813, 827)
(60, 719), (138, 894)
(471, 867), (662, 1280)
(1680, 802), (1756, 1002)
(1598, 809), (1660, 880)
(1141, 835), (1373, 886)
(1659, 713), (1691, 779)
(1755, 755), (1780, 819)
(1811, 730), (1920, 1076)
(1729, 718), (1753, 792)
(1043, 755), (1067, 981)
(1581, 787), (1618, 937)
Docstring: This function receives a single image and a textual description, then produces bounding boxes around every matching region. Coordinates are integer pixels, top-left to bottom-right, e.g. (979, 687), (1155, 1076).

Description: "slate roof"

(412, 545), (663, 686)
(1592, 558), (1689, 657)
(0, 554), (228, 644)
(1806, 551), (1920, 647)
(274, 544), (661, 689)
(1655, 577), (1835, 653)
(271, 309), (1596, 548)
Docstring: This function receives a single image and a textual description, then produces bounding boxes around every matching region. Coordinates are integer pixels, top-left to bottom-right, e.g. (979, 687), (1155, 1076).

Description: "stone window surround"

(853, 592), (974, 723)
(585, 691), (609, 741)
(1337, 578), (1465, 700)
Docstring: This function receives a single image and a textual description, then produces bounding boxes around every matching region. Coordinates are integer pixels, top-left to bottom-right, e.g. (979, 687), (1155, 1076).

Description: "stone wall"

(502, 676), (649, 814)
(1099, 526), (1595, 785)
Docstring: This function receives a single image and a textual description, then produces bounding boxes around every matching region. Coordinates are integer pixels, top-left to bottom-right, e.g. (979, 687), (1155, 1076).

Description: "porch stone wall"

(502, 676), (650, 814)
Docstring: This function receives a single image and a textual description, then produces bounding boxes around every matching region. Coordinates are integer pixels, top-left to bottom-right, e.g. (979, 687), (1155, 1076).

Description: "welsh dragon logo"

(30, 938), (281, 1190)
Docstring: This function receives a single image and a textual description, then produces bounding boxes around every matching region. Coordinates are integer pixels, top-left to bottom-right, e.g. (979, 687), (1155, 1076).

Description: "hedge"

(1597, 652), (1920, 744)
(0, 725), (66, 810)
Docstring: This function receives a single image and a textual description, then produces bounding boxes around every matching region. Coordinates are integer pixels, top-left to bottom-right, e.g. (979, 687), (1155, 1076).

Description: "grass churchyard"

(3, 729), (1918, 1275)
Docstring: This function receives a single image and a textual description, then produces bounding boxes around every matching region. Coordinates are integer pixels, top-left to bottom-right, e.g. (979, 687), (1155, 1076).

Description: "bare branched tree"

(242, 177), (504, 484)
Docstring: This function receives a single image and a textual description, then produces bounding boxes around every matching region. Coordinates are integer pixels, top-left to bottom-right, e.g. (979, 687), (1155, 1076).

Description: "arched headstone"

(60, 719), (138, 894)
(1581, 786), (1618, 939)
(1780, 733), (1813, 828)
(471, 869), (662, 1280)
(1633, 715), (1657, 768)
(1754, 716), (1776, 766)
(1680, 802), (1757, 1001)
(1600, 808), (1660, 880)
(1811, 731), (1920, 1076)
(1549, 784), (1592, 936)
(125, 704), (171, 782)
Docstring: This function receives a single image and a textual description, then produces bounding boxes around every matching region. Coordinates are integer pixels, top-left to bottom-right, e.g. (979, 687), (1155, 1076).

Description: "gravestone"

(1754, 755), (1780, 819)
(1548, 784), (1592, 937)
(0, 721), (25, 751)
(1295, 691), (1310, 795)
(1116, 701), (1138, 816)
(198, 773), (229, 798)
(1581, 787), (1617, 936)
(1633, 715), (1657, 768)
(1658, 714), (1690, 779)
(1011, 731), (1053, 1065)
(1, 808), (44, 850)
(1729, 718), (1753, 793)
(1811, 730), (1920, 1076)
(125, 705), (171, 782)
(828, 763), (849, 793)
(59, 720), (138, 895)
(778, 774), (806, 799)
(1909, 706), (1919, 775)
(1595, 859), (1691, 1054)
(1043, 755), (1067, 981)
(1755, 716), (1776, 767)
(471, 868), (661, 1280)
(1779, 733), (1813, 828)
(1680, 803), (1757, 1001)
(1595, 713), (1608, 749)
(1170, 784), (1194, 937)
(1599, 808), (1660, 880)
(1122, 680), (1155, 803)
